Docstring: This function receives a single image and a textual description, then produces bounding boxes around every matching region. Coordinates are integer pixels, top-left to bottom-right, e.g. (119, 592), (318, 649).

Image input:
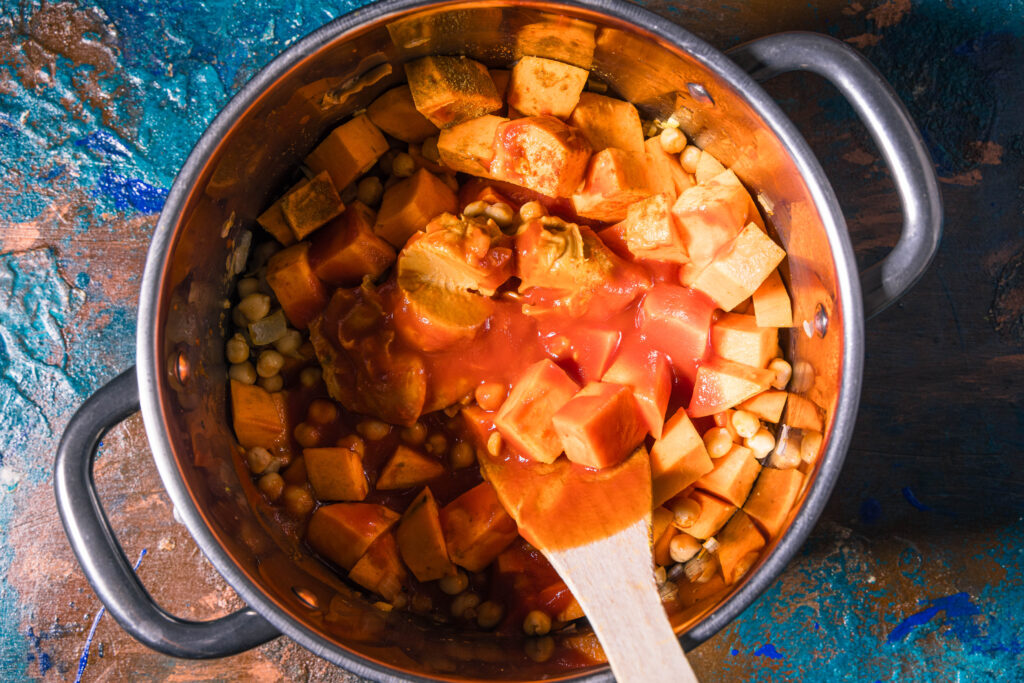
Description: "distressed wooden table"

(1, 0), (1022, 680)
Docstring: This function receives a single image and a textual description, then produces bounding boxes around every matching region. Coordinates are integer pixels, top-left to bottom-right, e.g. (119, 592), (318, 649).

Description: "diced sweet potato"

(280, 170), (344, 240)
(256, 180), (305, 245)
(282, 456), (307, 486)
(674, 489), (737, 539)
(602, 344), (672, 439)
(307, 503), (400, 570)
(304, 446), (368, 501)
(489, 69), (510, 100)
(652, 506), (677, 566)
(404, 55), (502, 128)
(437, 115), (507, 176)
(490, 116), (592, 198)
(784, 394), (825, 432)
(367, 85), (439, 143)
(508, 56), (589, 119)
(439, 482), (519, 572)
(309, 202), (396, 286)
(552, 381), (647, 469)
(494, 359), (579, 463)
(348, 532), (407, 602)
(711, 313), (778, 369)
(230, 380), (288, 448)
(568, 92), (644, 153)
(571, 148), (652, 222)
(716, 510), (765, 584)
(560, 327), (620, 384)
(266, 242), (329, 330)
(620, 193), (687, 264)
(691, 223), (787, 311)
(671, 170), (751, 275)
(738, 389), (788, 423)
(687, 357), (775, 418)
(650, 409), (714, 506)
(376, 445), (445, 490)
(374, 168), (458, 248)
(744, 467), (804, 539)
(460, 405), (497, 450)
(695, 149), (726, 184)
(396, 487), (456, 582)
(695, 443), (762, 507)
(644, 137), (694, 199)
(639, 283), (717, 384)
(752, 269), (793, 327)
(306, 114), (389, 191)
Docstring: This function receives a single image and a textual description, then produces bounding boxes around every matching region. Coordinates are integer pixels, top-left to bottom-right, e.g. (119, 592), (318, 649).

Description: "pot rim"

(136, 0), (865, 679)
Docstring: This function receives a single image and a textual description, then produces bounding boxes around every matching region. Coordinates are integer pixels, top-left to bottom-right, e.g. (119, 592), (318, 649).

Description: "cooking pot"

(54, 0), (941, 679)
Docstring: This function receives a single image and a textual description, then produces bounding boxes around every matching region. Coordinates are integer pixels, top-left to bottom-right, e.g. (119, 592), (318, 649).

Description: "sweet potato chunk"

(752, 269), (793, 328)
(671, 170), (751, 274)
(367, 85), (439, 143)
(571, 148), (652, 222)
(674, 489), (737, 539)
(307, 503), (400, 570)
(440, 482), (519, 572)
(639, 284), (716, 384)
(256, 179), (305, 245)
(266, 242), (329, 330)
(695, 149), (726, 184)
(652, 506), (677, 566)
(644, 137), (694, 199)
(738, 389), (788, 423)
(619, 193), (687, 264)
(716, 510), (765, 584)
(784, 394), (825, 432)
(650, 409), (714, 506)
(744, 467), (804, 539)
(396, 488), (456, 582)
(309, 202), (396, 286)
(304, 446), (368, 501)
(691, 223), (787, 311)
(374, 168), (458, 248)
(230, 380), (288, 448)
(696, 443), (762, 507)
(405, 55), (502, 128)
(376, 445), (445, 490)
(602, 345), (672, 439)
(460, 405), (497, 450)
(280, 170), (344, 240)
(490, 116), (592, 198)
(687, 357), (775, 418)
(711, 313), (778, 369)
(305, 115), (389, 191)
(568, 92), (644, 153)
(494, 359), (579, 463)
(437, 114), (507, 177)
(553, 326), (620, 384)
(552, 381), (647, 469)
(508, 56), (589, 119)
(348, 532), (407, 601)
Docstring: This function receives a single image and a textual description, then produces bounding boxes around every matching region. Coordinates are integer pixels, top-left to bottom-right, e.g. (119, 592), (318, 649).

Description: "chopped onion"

(248, 309), (287, 346)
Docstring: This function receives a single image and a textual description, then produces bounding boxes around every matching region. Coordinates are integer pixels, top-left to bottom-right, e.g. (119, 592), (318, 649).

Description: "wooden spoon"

(479, 446), (699, 682)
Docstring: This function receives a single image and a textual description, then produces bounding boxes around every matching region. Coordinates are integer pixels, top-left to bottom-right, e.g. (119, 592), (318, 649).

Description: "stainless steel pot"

(55, 1), (941, 680)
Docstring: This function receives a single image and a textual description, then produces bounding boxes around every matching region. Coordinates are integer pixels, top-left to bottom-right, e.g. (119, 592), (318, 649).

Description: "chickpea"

(294, 422), (321, 448)
(801, 430), (823, 464)
(680, 145), (702, 174)
(476, 600), (504, 630)
(225, 333), (249, 364)
(246, 447), (273, 474)
(229, 361), (257, 385)
(236, 277), (260, 298)
(449, 441), (475, 470)
(450, 591), (480, 619)
(702, 427), (733, 458)
(410, 593), (433, 614)
(238, 292), (271, 322)
(420, 136), (441, 163)
(523, 610), (551, 636)
(486, 432), (503, 457)
(307, 399), (339, 425)
(769, 435), (801, 470)
(464, 200), (488, 217)
(745, 428), (776, 457)
(232, 306), (249, 328)
(769, 358), (792, 390)
(474, 382), (507, 411)
(274, 329), (303, 357)
(439, 570), (469, 595)
(425, 433), (448, 456)
(258, 374), (284, 392)
(256, 349), (284, 378)
(391, 152), (416, 178)
(282, 485), (314, 517)
(337, 433), (365, 457)
(731, 410), (760, 439)
(484, 202), (515, 229)
(518, 200), (546, 222)
(654, 565), (667, 585)
(671, 496), (701, 529)
(258, 472), (284, 501)
(357, 419), (391, 441)
(659, 126), (687, 154)
(525, 636), (555, 663)
(299, 366), (322, 388)
(356, 176), (384, 207)
(339, 182), (358, 205)
(400, 422), (427, 445)
(669, 533), (702, 564)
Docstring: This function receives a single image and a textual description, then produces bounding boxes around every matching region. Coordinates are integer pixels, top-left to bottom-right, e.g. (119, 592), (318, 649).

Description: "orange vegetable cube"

(674, 489), (737, 539)
(376, 445), (445, 490)
(558, 327), (621, 384)
(652, 506), (677, 566)
(671, 170), (751, 273)
(306, 503), (400, 570)
(490, 116), (593, 198)
(695, 443), (762, 507)
(716, 510), (766, 584)
(784, 394), (825, 432)
(439, 482), (519, 572)
(687, 358), (775, 418)
(404, 55), (502, 128)
(568, 92), (644, 153)
(256, 179), (305, 245)
(738, 389), (788, 423)
(367, 85), (439, 143)
(644, 137), (695, 199)
(348, 532), (407, 602)
(639, 283), (717, 384)
(305, 114), (389, 191)
(460, 405), (497, 450)
(396, 487), (456, 582)
(552, 381), (647, 469)
(649, 409), (714, 506)
(280, 170), (344, 240)
(266, 242), (329, 330)
(508, 56), (589, 119)
(711, 312), (778, 369)
(620, 193), (687, 264)
(230, 380), (288, 448)
(309, 202), (396, 286)
(494, 359), (579, 463)
(691, 223), (787, 311)
(374, 168), (458, 248)
(694, 149), (726, 184)
(437, 114), (507, 177)
(743, 467), (804, 539)
(571, 148), (653, 222)
(304, 446), (368, 501)
(282, 456), (307, 486)
(753, 269), (793, 328)
(602, 345), (672, 439)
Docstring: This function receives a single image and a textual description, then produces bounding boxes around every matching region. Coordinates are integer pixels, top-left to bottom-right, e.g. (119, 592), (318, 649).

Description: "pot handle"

(54, 367), (280, 658)
(728, 32), (942, 319)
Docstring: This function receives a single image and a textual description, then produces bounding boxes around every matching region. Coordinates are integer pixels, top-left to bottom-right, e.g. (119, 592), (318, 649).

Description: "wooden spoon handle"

(547, 518), (699, 683)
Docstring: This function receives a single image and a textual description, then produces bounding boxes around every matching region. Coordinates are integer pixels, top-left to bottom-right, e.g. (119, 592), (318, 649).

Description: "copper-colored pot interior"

(154, 1), (843, 679)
